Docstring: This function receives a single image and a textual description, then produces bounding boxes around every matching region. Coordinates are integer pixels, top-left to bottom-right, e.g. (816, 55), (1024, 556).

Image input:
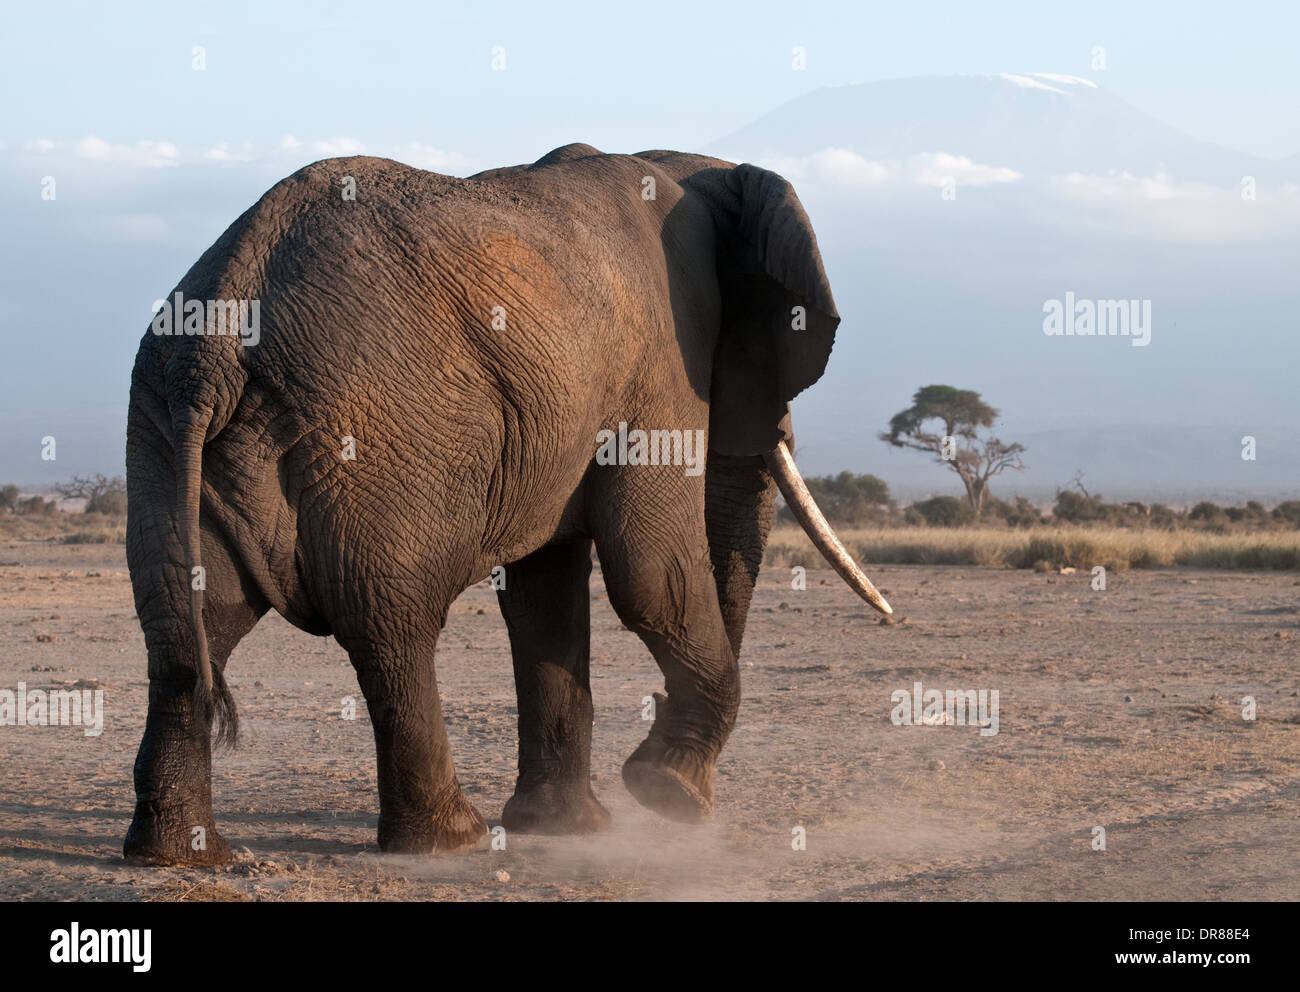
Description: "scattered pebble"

(494, 870), (510, 883)
(927, 759), (946, 771)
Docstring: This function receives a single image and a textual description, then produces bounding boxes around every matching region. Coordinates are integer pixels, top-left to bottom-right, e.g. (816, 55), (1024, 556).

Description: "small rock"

(1124, 695), (1134, 702)
(494, 870), (510, 883)
(1059, 566), (1077, 575)
(927, 759), (946, 771)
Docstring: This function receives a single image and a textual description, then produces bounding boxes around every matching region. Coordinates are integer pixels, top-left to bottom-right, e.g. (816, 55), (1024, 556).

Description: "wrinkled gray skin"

(123, 144), (845, 864)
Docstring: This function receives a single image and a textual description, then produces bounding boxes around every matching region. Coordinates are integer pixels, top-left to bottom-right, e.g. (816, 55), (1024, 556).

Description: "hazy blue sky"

(3, 0), (1297, 160)
(2, 1), (1296, 497)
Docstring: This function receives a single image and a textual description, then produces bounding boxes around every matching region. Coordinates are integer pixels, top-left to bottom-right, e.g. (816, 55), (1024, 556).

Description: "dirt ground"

(1, 540), (1297, 901)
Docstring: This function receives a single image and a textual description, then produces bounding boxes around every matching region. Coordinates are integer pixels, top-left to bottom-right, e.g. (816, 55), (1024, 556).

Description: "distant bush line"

(776, 472), (1300, 534)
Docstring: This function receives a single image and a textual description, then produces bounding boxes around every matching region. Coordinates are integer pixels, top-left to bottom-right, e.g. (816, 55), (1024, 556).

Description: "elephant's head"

(636, 151), (892, 655)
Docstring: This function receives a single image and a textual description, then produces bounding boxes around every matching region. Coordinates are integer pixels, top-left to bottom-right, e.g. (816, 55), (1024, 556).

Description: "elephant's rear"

(126, 155), (607, 674)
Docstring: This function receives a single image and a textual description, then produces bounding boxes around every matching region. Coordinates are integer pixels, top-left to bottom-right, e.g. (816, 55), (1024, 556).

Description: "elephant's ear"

(709, 163), (841, 456)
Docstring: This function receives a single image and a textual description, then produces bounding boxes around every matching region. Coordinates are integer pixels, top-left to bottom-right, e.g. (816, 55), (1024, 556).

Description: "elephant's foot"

(622, 738), (715, 824)
(503, 780), (612, 835)
(123, 803), (233, 867)
(378, 787), (489, 854)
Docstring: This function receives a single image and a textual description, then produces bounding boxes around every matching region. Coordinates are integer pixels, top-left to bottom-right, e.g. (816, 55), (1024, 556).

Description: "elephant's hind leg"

(338, 623), (488, 853)
(124, 532), (265, 866)
(498, 539), (611, 834)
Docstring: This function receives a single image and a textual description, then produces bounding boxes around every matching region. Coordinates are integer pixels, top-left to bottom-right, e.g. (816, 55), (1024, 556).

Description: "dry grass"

(0, 513), (126, 545)
(765, 524), (1300, 571)
(5, 514), (1297, 570)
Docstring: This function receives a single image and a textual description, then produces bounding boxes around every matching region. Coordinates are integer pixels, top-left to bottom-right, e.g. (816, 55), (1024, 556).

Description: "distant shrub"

(910, 495), (974, 527)
(0, 484), (18, 512)
(778, 471), (891, 526)
(1149, 503), (1179, 529)
(1273, 501), (1300, 528)
(17, 495), (56, 516)
(86, 490), (127, 515)
(1052, 489), (1106, 523)
(983, 495), (1043, 528)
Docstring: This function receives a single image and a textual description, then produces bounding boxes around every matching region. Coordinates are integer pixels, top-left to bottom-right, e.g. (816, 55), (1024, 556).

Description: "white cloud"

(305, 136), (366, 157)
(203, 142), (257, 162)
(390, 142), (481, 174)
(74, 137), (179, 167)
(757, 147), (1296, 243)
(1048, 171), (1300, 242)
(911, 152), (1022, 187)
(760, 147), (1021, 190)
(4, 134), (479, 175)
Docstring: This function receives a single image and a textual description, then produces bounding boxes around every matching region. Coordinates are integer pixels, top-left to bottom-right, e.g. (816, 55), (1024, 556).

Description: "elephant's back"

(216, 158), (621, 537)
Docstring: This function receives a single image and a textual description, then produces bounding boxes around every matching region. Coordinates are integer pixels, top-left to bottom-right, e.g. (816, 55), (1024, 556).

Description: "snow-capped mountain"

(709, 73), (1289, 184)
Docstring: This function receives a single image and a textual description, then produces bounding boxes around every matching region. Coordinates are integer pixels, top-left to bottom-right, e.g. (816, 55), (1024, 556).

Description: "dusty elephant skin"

(122, 143), (888, 865)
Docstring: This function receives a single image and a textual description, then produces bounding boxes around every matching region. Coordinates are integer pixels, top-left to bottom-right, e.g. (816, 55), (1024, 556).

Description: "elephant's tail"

(175, 403), (237, 746)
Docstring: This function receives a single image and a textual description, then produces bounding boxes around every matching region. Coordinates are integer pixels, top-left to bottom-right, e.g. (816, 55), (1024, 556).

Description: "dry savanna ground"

(1, 534), (1297, 901)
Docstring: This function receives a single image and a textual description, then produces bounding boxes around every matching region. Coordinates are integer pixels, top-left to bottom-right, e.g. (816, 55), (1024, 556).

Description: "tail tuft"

(192, 665), (239, 749)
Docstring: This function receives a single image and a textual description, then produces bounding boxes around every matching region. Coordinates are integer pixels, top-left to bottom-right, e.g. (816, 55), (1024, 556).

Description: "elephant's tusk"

(763, 440), (893, 616)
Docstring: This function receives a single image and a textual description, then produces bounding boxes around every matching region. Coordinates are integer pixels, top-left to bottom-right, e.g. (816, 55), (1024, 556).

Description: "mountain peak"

(992, 72), (1099, 95)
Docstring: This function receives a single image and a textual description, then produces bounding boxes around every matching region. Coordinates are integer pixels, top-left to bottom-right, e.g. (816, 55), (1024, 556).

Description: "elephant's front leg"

(590, 471), (741, 824)
(343, 631), (488, 853)
(498, 539), (611, 833)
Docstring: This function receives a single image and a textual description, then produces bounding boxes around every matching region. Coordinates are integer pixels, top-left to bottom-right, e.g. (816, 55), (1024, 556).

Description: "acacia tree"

(54, 474), (124, 500)
(880, 385), (1025, 514)
(54, 474), (126, 513)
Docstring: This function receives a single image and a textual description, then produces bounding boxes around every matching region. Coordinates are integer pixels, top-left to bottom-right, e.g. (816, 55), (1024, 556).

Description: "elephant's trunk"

(704, 451), (779, 658)
(763, 440), (893, 616)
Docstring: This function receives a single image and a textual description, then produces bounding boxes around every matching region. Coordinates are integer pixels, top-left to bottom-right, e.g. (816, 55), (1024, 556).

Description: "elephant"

(122, 142), (891, 865)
